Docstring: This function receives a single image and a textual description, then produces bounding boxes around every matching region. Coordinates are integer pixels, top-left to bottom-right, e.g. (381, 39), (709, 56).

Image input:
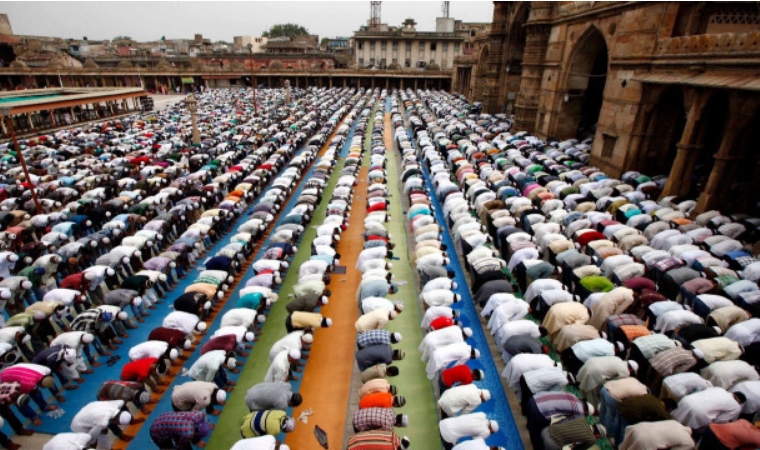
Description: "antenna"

(370, 1), (382, 31)
(442, 1), (450, 18)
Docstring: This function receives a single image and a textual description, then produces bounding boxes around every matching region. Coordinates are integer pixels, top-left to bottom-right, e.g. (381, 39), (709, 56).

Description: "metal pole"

(248, 44), (257, 116)
(4, 116), (42, 215)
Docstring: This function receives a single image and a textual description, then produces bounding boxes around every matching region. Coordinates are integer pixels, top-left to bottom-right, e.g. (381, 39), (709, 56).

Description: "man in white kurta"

(264, 349), (300, 383)
(427, 343), (478, 380)
(618, 420), (694, 450)
(268, 331), (312, 362)
(671, 387), (742, 429)
(438, 384), (490, 417)
(439, 412), (498, 445)
(419, 327), (472, 361)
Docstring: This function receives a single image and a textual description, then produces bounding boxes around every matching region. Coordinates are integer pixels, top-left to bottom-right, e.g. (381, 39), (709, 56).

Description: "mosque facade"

(454, 1), (760, 214)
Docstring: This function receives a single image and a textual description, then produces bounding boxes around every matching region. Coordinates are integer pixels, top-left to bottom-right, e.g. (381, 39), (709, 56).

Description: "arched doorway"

(555, 27), (609, 140)
(640, 87), (687, 176)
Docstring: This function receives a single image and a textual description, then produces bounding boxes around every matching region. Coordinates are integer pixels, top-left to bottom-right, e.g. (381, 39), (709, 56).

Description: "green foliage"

(262, 23), (309, 38)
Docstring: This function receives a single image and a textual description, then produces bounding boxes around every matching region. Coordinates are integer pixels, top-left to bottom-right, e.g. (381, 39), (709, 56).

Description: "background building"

(353, 18), (466, 70)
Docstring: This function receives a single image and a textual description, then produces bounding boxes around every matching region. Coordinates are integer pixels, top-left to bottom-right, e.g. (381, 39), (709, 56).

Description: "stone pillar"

(514, 3), (552, 133)
(414, 79), (418, 90)
(661, 89), (709, 198)
(696, 94), (759, 212)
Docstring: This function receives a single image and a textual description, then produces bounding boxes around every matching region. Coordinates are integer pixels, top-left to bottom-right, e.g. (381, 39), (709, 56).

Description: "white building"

(353, 18), (465, 70)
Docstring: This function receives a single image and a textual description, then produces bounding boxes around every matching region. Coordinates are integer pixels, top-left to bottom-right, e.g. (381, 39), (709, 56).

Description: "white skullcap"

(196, 322), (207, 332)
(393, 332), (403, 343)
(628, 360), (639, 374)
(226, 357), (237, 370)
(256, 314), (267, 324)
(244, 331), (255, 342)
(301, 333), (314, 344)
(289, 350), (301, 360)
(0, 290), (10, 300)
(169, 349), (179, 360)
(389, 310), (398, 320)
(473, 349), (481, 359)
(117, 311), (128, 321)
(692, 348), (705, 359)
(283, 417), (296, 432)
(133, 296), (143, 307)
(321, 295), (329, 305)
(183, 339), (192, 350)
(481, 389), (491, 402)
(118, 411), (132, 426)
(82, 333), (94, 344)
(489, 420), (499, 434)
(84, 272), (95, 281)
(324, 318), (333, 327)
(215, 389), (227, 404)
(63, 349), (76, 363)
(21, 280), (32, 290)
(463, 327), (473, 338)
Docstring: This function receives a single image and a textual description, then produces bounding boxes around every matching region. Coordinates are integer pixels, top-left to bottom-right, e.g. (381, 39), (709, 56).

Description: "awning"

(633, 72), (760, 91)
(181, 77), (195, 84)
(202, 75), (243, 80)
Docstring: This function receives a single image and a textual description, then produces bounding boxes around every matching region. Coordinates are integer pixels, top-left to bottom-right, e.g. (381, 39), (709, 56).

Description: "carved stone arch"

(552, 24), (609, 140)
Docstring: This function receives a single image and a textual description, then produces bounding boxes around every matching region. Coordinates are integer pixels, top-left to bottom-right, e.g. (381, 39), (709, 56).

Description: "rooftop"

(0, 87), (146, 114)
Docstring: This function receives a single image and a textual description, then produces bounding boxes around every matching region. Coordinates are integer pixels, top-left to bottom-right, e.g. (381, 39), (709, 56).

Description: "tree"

(262, 23), (309, 38)
(112, 36), (132, 41)
(320, 37), (330, 48)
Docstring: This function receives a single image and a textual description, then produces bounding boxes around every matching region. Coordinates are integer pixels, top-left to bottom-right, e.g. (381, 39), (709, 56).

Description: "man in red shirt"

(439, 364), (485, 393)
(121, 357), (168, 394)
(430, 316), (461, 331)
(358, 392), (406, 409)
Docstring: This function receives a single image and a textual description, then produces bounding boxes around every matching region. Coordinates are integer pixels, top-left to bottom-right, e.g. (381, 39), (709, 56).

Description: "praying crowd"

(393, 86), (760, 450)
(0, 79), (755, 450)
(0, 85), (377, 450)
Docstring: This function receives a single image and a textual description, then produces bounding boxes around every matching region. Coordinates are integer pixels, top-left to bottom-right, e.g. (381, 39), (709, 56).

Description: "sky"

(2, 1), (494, 42)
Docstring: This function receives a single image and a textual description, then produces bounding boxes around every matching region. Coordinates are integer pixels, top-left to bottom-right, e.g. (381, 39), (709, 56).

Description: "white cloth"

(419, 326), (465, 361)
(163, 311), (200, 334)
(671, 387), (741, 429)
(439, 412), (492, 444)
(42, 432), (94, 450)
(619, 420), (694, 450)
(438, 384), (482, 416)
(361, 296), (397, 314)
(427, 343), (473, 380)
(422, 306), (454, 329)
(229, 435), (279, 450)
(268, 331), (305, 362)
(221, 308), (259, 328)
(70, 400), (123, 438)
(501, 353), (557, 388)
(265, 350), (292, 383)
(128, 341), (169, 361)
